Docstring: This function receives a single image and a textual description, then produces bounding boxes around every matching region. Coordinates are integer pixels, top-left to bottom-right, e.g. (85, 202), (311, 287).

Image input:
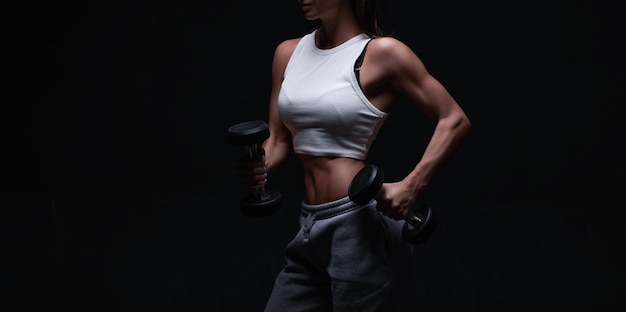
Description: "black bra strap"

(354, 39), (372, 81)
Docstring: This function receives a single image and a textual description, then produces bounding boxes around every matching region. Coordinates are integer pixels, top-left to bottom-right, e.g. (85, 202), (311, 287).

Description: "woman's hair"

(353, 0), (389, 37)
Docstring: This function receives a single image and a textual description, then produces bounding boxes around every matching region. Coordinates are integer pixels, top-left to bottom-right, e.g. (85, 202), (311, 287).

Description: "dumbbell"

(348, 164), (437, 245)
(227, 120), (282, 217)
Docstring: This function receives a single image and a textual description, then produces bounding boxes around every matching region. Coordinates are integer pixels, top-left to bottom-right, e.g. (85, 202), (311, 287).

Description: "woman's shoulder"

(273, 37), (302, 62)
(270, 36), (306, 73)
(274, 31), (316, 62)
(277, 37), (303, 51)
(368, 36), (414, 58)
(367, 35), (424, 70)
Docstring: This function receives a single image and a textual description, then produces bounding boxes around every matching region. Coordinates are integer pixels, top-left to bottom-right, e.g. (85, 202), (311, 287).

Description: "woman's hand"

(234, 148), (268, 189)
(375, 180), (421, 220)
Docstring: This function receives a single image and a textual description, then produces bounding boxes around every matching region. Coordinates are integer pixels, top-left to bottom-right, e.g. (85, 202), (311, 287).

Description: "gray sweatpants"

(264, 196), (414, 312)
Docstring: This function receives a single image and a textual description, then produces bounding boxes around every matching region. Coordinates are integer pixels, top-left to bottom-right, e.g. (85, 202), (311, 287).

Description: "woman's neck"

(315, 22), (363, 49)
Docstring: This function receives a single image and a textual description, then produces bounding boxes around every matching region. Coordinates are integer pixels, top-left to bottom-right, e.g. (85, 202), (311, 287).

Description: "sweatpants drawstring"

(302, 212), (317, 243)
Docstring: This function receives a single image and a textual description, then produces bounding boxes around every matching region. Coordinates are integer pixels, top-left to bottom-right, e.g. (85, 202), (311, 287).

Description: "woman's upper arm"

(264, 38), (300, 169)
(375, 37), (464, 121)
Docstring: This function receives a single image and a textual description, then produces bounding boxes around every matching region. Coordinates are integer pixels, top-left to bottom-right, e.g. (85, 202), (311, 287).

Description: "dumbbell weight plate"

(227, 120), (270, 146)
(240, 191), (282, 217)
(402, 204), (437, 245)
(348, 165), (384, 205)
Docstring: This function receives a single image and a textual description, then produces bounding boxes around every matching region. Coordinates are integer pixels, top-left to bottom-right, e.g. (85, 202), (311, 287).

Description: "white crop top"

(278, 30), (388, 160)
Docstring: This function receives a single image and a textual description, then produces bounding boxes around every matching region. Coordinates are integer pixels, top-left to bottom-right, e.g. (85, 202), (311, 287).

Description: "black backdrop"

(2, 1), (624, 311)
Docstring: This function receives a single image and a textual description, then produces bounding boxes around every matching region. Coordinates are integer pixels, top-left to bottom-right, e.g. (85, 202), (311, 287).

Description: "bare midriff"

(296, 154), (366, 205)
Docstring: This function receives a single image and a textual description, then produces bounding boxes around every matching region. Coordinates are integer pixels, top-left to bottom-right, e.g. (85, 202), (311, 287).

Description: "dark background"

(2, 0), (624, 311)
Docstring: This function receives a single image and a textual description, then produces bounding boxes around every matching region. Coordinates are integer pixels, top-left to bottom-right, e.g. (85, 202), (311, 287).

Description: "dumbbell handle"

(374, 189), (423, 225)
(243, 143), (267, 199)
(406, 212), (423, 225)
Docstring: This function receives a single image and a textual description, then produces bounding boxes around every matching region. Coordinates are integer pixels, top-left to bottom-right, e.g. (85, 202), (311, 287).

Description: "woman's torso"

(278, 31), (399, 204)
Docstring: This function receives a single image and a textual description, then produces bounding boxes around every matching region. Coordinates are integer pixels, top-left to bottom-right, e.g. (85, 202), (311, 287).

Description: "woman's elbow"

(460, 113), (471, 134)
(448, 109), (471, 136)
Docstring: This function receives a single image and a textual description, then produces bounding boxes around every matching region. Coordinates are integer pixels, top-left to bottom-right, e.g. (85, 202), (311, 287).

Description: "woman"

(236, 0), (471, 310)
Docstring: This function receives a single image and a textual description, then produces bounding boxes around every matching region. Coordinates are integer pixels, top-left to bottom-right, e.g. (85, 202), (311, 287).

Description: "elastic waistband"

(301, 196), (368, 219)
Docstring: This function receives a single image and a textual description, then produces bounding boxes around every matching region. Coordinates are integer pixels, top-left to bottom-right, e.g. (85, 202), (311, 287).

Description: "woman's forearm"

(263, 137), (292, 174)
(407, 111), (471, 191)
